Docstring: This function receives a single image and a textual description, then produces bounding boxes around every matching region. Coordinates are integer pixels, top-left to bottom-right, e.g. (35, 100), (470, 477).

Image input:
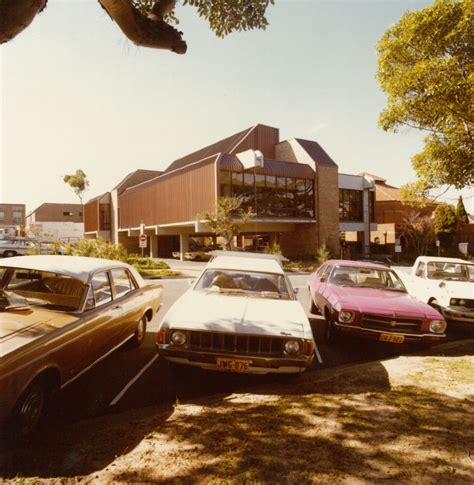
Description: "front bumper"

(156, 344), (313, 374)
(440, 306), (474, 323)
(333, 322), (445, 342)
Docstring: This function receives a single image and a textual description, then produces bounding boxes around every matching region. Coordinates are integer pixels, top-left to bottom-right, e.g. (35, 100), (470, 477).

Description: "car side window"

(415, 262), (425, 278)
(322, 265), (332, 281)
(111, 268), (136, 298)
(91, 271), (112, 307)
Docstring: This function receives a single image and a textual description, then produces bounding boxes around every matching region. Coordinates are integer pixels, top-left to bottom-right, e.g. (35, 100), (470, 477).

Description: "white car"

(156, 254), (315, 374)
(409, 256), (474, 326)
(0, 239), (36, 257)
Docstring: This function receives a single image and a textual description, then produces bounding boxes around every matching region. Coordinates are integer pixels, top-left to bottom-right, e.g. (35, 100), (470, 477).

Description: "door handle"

(113, 305), (123, 310)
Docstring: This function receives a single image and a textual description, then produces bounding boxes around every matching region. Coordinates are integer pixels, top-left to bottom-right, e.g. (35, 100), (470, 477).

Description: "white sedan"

(156, 254), (315, 374)
(409, 256), (474, 327)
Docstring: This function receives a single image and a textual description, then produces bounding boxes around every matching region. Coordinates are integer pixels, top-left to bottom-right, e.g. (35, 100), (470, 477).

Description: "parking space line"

(314, 342), (323, 364)
(109, 354), (158, 406)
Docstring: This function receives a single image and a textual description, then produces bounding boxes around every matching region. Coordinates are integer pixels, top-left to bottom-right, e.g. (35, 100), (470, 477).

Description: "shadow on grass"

(110, 385), (474, 484)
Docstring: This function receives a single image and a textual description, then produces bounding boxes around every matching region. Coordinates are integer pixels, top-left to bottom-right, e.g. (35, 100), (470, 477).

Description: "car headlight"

(284, 339), (301, 355)
(429, 320), (447, 334)
(459, 299), (466, 306)
(170, 330), (187, 346)
(339, 310), (355, 323)
(450, 298), (458, 306)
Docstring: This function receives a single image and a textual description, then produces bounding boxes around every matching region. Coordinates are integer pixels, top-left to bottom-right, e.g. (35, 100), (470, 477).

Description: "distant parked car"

(0, 255), (163, 438)
(156, 254), (315, 374)
(409, 256), (473, 329)
(308, 260), (446, 345)
(0, 239), (36, 257)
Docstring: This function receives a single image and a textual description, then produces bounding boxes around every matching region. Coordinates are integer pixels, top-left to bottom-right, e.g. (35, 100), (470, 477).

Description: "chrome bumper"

(441, 306), (474, 323)
(333, 322), (445, 340)
(156, 344), (313, 374)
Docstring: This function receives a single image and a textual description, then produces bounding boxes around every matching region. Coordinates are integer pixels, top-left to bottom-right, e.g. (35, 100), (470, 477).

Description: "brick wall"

(280, 223), (318, 259)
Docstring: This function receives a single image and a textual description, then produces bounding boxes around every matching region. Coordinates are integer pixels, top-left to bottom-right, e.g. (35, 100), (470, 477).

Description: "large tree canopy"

(0, 0), (274, 54)
(376, 0), (473, 199)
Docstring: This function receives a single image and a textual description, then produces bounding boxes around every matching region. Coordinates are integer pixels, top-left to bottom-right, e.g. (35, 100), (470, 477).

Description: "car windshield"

(328, 265), (407, 292)
(0, 267), (85, 312)
(426, 262), (474, 282)
(194, 269), (293, 300)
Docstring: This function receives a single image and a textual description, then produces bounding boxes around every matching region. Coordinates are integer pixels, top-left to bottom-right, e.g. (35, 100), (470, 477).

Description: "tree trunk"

(0, 0), (47, 44)
(98, 0), (186, 54)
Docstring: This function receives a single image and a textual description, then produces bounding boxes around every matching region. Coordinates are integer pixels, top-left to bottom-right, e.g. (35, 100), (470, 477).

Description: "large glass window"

(220, 171), (231, 197)
(242, 173), (255, 211)
(369, 191), (376, 222)
(219, 170), (315, 219)
(339, 189), (363, 222)
(255, 174), (266, 215)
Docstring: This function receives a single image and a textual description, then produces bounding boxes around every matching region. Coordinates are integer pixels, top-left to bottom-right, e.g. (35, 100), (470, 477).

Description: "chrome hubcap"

(19, 390), (43, 432)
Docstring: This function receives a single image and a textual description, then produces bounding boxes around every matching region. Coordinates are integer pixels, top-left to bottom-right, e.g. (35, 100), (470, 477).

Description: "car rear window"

(0, 267), (85, 311)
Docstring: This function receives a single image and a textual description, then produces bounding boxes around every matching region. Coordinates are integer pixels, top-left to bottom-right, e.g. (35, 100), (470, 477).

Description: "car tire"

(308, 289), (318, 314)
(194, 255), (201, 261)
(130, 315), (147, 347)
(325, 312), (338, 346)
(7, 380), (48, 438)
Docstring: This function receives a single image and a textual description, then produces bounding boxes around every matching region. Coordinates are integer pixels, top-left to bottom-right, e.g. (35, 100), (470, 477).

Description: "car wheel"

(4, 250), (17, 258)
(325, 312), (338, 346)
(8, 380), (47, 438)
(194, 255), (201, 261)
(130, 315), (147, 347)
(308, 289), (318, 314)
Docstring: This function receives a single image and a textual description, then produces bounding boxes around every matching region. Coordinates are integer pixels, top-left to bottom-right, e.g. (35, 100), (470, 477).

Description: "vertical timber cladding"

(317, 164), (340, 255)
(118, 157), (217, 228)
(84, 199), (99, 233)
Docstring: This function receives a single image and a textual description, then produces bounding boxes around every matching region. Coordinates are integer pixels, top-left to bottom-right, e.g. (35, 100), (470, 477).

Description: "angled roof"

(85, 192), (109, 205)
(294, 139), (338, 167)
(358, 172), (387, 183)
(112, 169), (162, 193)
(219, 155), (315, 179)
(164, 126), (256, 173)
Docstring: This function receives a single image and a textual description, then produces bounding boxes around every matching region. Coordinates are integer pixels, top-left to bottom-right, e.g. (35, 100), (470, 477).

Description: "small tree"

(315, 243), (331, 266)
(399, 212), (435, 255)
(201, 196), (254, 250)
(433, 204), (457, 248)
(456, 195), (469, 224)
(63, 169), (89, 204)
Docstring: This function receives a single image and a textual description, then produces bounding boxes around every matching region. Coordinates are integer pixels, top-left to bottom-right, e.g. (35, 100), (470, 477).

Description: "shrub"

(70, 238), (128, 261)
(126, 256), (170, 270)
(264, 243), (282, 255)
(315, 243), (331, 266)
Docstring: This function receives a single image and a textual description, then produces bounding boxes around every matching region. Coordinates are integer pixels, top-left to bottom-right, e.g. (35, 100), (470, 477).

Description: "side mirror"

(293, 287), (299, 295)
(319, 277), (326, 283)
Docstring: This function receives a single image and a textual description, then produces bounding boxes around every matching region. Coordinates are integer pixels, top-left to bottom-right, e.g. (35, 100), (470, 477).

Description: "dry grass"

(2, 340), (474, 484)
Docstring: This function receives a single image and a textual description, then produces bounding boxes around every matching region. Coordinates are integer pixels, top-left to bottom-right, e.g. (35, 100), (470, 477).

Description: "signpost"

(139, 234), (147, 257)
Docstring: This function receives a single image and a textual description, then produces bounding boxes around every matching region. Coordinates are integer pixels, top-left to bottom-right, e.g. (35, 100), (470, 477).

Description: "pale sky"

(0, 0), (472, 213)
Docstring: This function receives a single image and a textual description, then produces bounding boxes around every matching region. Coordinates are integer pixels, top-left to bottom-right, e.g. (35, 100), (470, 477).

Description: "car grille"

(458, 299), (474, 309)
(360, 314), (423, 334)
(180, 331), (288, 357)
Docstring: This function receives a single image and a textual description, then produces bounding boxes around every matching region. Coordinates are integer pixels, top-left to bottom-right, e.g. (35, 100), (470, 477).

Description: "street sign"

(139, 234), (147, 249)
(394, 245), (402, 253)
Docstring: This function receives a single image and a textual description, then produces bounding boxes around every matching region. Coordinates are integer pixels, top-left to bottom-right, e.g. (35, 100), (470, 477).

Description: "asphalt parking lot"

(37, 267), (466, 433)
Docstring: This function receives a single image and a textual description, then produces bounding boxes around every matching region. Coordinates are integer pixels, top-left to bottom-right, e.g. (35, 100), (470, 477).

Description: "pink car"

(308, 260), (447, 345)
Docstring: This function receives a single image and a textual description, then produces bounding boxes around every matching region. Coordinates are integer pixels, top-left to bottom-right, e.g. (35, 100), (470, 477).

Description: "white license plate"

(216, 358), (251, 372)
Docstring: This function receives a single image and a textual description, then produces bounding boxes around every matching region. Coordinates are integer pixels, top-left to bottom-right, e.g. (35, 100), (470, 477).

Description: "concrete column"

(149, 234), (158, 259)
(179, 233), (189, 261)
(362, 190), (371, 257)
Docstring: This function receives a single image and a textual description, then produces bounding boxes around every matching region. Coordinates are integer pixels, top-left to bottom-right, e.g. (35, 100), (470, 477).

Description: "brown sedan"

(0, 255), (162, 438)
